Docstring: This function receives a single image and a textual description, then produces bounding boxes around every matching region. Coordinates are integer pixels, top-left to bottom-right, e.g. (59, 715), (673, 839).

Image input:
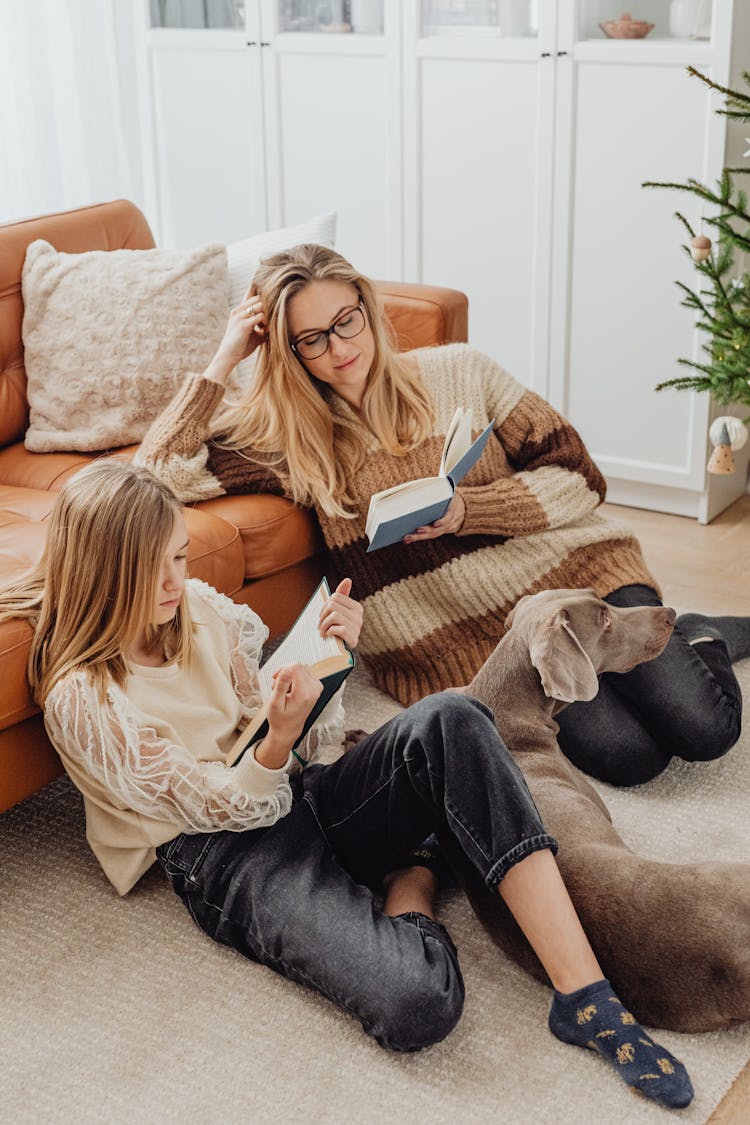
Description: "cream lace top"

(44, 579), (345, 895)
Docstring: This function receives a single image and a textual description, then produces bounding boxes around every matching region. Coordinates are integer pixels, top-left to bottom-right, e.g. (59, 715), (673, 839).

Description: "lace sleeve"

(188, 578), (268, 714)
(44, 672), (292, 834)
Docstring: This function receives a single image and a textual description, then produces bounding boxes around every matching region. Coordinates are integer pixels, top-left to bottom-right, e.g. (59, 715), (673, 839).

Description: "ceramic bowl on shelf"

(599, 12), (655, 38)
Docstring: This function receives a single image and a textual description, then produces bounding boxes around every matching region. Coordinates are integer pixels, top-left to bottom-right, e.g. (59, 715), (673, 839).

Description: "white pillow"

(226, 212), (337, 390)
(22, 239), (229, 453)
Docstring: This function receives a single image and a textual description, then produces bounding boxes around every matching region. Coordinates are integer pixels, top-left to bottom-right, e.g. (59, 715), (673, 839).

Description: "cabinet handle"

(540, 51), (551, 57)
(246, 40), (257, 46)
(557, 50), (568, 56)
(260, 41), (271, 46)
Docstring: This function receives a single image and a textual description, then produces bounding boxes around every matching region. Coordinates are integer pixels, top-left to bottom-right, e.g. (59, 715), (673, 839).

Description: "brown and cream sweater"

(137, 344), (657, 706)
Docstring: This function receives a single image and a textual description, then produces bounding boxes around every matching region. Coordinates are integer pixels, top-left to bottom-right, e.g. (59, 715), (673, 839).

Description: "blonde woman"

(1, 460), (692, 1108)
(137, 244), (749, 788)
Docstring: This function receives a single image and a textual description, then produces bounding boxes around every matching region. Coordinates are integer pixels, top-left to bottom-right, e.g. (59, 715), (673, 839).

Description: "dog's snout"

(664, 607), (676, 627)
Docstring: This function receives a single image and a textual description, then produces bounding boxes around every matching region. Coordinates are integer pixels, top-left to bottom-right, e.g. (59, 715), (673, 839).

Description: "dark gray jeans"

(156, 693), (556, 1052)
(557, 584), (743, 786)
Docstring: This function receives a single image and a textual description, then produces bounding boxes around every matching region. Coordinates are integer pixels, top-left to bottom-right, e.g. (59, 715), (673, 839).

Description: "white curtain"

(0, 0), (142, 224)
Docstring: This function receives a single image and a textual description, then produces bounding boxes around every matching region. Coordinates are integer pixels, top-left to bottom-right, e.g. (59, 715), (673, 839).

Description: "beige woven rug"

(2, 661), (749, 1125)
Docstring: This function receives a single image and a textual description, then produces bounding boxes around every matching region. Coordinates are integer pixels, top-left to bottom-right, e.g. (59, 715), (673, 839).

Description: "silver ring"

(246, 302), (256, 315)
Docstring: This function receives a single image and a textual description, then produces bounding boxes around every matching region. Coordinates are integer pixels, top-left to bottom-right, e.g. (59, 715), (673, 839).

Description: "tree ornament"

(708, 415), (748, 451)
(690, 234), (712, 262)
(707, 421), (736, 474)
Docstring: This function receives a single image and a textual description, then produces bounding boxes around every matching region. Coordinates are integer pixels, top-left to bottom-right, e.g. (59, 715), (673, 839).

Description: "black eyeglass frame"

(290, 301), (367, 360)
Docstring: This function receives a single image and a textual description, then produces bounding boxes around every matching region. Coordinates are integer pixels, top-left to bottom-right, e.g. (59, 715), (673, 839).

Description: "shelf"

(573, 36), (713, 63)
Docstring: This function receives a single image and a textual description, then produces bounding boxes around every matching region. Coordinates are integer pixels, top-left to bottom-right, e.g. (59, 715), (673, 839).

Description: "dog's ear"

(528, 611), (600, 703)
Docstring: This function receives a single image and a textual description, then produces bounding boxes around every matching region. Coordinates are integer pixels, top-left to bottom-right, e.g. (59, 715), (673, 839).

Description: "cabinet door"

(259, 0), (399, 278)
(402, 1), (558, 392)
(149, 34), (267, 248)
(554, 2), (730, 509)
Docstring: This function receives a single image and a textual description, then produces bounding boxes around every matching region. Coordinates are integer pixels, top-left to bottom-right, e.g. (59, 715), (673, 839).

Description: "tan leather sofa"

(0, 199), (468, 812)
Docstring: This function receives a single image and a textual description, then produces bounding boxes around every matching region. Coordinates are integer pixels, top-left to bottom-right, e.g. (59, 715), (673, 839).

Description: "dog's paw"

(343, 728), (370, 753)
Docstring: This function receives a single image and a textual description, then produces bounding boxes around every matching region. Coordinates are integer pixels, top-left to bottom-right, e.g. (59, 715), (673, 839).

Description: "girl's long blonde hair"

(216, 244), (434, 517)
(0, 460), (193, 705)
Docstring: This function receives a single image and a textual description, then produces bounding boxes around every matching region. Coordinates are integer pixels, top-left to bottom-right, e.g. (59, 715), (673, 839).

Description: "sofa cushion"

(0, 487), (57, 587)
(21, 239), (229, 452)
(198, 493), (324, 580)
(0, 441), (97, 491)
(0, 200), (156, 450)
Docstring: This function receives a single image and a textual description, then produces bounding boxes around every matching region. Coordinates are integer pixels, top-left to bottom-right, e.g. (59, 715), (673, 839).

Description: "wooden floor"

(604, 496), (750, 1124)
(603, 495), (750, 616)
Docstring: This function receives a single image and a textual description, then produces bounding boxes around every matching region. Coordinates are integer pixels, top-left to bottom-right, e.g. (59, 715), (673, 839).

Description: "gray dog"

(451, 587), (750, 1032)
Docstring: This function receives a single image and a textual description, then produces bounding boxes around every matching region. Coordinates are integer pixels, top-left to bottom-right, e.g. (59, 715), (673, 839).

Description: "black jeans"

(157, 693), (556, 1052)
(557, 584), (743, 786)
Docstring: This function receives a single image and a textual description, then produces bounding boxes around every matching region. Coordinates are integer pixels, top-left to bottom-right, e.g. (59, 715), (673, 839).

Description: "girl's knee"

(409, 691), (496, 737)
(374, 971), (465, 1052)
(369, 914), (465, 1051)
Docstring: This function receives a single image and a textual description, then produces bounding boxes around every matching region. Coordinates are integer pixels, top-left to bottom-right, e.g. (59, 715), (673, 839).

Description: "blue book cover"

(365, 415), (495, 552)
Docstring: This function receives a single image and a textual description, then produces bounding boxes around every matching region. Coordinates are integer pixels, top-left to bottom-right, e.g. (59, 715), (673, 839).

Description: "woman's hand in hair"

(403, 492), (466, 544)
(256, 664), (324, 768)
(318, 578), (363, 650)
(204, 290), (268, 385)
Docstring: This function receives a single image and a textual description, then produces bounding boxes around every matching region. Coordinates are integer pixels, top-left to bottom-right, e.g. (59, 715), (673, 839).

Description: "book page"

(443, 408), (474, 477)
(366, 475), (445, 539)
(438, 407), (464, 477)
(258, 581), (344, 698)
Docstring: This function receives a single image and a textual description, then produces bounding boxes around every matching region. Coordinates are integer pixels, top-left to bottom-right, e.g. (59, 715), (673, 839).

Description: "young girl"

(137, 244), (749, 788)
(1, 460), (691, 1109)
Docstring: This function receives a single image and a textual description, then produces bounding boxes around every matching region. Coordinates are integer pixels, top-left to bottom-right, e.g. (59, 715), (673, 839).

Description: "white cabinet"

(144, 0), (400, 275)
(258, 0), (401, 276)
(404, 0), (746, 521)
(142, 0), (748, 521)
(402, 1), (556, 395)
(550, 1), (747, 521)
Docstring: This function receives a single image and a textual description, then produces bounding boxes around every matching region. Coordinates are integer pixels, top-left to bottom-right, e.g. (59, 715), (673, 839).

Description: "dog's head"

(505, 588), (676, 703)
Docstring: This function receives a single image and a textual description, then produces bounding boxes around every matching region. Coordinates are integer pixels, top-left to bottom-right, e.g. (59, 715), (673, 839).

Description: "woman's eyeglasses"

(290, 302), (366, 360)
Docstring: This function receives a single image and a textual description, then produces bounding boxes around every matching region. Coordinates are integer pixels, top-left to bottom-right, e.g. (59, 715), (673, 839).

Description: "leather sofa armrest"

(375, 281), (468, 352)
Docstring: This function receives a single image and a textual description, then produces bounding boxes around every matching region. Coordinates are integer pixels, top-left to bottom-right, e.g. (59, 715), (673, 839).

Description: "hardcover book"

(227, 578), (355, 767)
(365, 407), (494, 552)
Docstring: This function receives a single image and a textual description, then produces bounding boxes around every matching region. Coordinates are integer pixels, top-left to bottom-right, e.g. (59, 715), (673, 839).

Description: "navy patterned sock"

(677, 612), (750, 663)
(549, 980), (693, 1110)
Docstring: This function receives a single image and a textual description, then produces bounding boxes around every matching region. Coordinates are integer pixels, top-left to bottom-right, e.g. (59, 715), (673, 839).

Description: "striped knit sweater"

(137, 344), (658, 706)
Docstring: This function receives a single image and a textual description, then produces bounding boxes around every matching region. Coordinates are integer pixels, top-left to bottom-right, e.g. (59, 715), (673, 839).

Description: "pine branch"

(686, 65), (750, 109)
(675, 279), (711, 318)
(674, 211), (695, 239)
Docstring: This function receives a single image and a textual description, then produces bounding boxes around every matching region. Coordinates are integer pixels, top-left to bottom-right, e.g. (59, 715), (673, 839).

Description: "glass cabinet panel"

(421, 0), (538, 38)
(278, 1), (384, 34)
(577, 0), (713, 42)
(150, 0), (245, 29)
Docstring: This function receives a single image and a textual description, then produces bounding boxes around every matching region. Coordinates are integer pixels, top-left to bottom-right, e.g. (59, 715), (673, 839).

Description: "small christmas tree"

(643, 66), (750, 419)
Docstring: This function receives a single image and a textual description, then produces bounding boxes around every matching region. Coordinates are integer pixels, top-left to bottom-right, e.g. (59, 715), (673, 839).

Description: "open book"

(365, 407), (494, 552)
(227, 578), (355, 767)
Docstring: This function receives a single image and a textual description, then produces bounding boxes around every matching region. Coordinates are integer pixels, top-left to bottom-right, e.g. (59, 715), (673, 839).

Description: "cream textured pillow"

(226, 212), (336, 390)
(22, 239), (229, 453)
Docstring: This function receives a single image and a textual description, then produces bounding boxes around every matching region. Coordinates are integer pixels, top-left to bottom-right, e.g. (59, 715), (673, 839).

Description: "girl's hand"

(403, 492), (466, 544)
(318, 578), (363, 649)
(256, 664), (324, 768)
(207, 290), (268, 381)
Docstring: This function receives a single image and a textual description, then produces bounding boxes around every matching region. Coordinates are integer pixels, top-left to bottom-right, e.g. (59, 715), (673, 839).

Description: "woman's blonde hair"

(0, 460), (193, 705)
(216, 244), (434, 517)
